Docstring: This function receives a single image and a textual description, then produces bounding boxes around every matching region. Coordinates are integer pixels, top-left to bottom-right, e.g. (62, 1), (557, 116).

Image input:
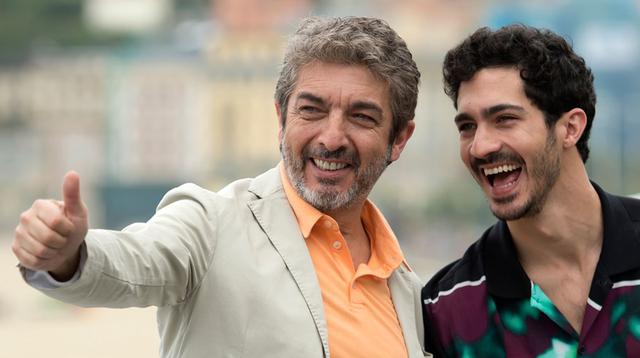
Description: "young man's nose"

(469, 126), (502, 159)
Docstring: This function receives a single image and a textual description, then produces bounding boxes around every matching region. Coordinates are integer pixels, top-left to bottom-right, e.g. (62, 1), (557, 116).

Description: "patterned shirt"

(422, 183), (640, 357)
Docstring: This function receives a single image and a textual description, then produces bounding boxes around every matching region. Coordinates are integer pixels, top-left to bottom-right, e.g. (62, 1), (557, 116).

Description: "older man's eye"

(300, 106), (319, 112)
(354, 113), (374, 121)
(297, 106), (325, 119)
(351, 113), (379, 128)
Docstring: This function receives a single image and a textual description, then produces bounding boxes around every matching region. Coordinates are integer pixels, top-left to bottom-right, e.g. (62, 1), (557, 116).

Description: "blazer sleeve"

(24, 183), (219, 308)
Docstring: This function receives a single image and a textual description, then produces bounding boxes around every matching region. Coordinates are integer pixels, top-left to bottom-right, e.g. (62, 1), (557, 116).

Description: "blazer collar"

(388, 267), (426, 357)
(247, 165), (330, 356)
(247, 165), (284, 200)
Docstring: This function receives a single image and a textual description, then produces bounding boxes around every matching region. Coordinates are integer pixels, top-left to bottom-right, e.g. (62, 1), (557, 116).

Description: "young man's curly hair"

(443, 24), (596, 162)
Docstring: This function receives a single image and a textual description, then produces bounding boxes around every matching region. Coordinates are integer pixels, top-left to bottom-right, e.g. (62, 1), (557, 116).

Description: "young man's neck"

(506, 166), (603, 333)
(508, 167), (602, 267)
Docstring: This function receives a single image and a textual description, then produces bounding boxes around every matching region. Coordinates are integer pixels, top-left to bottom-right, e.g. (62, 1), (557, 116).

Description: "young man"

(13, 17), (429, 357)
(423, 24), (640, 357)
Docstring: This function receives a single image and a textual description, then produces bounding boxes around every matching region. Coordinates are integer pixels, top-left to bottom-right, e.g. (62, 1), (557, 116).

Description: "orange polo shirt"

(280, 164), (409, 357)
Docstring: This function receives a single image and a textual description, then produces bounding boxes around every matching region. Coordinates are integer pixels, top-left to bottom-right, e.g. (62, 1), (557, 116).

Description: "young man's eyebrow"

(483, 104), (525, 117)
(454, 112), (473, 125)
(454, 103), (526, 124)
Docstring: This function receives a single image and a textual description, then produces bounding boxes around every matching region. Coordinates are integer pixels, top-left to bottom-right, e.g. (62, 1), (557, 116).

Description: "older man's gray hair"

(275, 16), (420, 144)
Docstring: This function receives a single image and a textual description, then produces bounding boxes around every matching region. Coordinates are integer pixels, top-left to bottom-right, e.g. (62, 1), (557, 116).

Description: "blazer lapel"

(247, 167), (330, 356)
(389, 267), (427, 357)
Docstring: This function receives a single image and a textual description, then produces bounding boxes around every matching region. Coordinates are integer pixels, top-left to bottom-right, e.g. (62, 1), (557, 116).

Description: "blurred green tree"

(0, 0), (125, 62)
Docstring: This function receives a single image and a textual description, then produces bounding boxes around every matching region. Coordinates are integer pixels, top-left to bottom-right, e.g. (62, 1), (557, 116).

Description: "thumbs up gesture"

(13, 171), (89, 281)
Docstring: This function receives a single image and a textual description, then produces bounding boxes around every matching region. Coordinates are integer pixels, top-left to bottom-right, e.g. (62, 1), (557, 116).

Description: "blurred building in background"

(0, 51), (109, 231)
(1, 0), (640, 276)
(3, 1), (640, 357)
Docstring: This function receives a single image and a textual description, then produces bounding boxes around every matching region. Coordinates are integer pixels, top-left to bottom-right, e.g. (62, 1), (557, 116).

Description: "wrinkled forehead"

(290, 61), (391, 108)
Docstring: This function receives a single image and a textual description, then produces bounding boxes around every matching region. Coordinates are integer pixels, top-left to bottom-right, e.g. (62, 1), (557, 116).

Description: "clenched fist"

(13, 171), (89, 281)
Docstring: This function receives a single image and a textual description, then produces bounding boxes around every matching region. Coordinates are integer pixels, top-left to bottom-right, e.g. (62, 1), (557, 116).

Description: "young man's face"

(455, 67), (561, 220)
(278, 61), (413, 213)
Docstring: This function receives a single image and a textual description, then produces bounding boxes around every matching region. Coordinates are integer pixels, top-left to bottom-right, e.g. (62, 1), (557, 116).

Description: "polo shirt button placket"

(350, 280), (365, 304)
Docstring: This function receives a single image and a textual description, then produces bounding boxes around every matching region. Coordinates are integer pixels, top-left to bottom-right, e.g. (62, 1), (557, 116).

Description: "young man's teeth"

(315, 159), (347, 171)
(484, 164), (518, 176)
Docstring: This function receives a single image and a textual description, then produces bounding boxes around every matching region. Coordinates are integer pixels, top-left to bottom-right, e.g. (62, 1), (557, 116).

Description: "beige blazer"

(32, 167), (428, 357)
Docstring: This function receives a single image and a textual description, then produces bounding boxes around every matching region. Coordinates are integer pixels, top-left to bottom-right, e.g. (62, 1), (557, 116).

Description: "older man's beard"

(280, 137), (391, 213)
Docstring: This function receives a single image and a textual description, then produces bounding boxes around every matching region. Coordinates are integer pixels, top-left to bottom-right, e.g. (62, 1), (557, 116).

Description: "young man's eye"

(457, 122), (476, 133)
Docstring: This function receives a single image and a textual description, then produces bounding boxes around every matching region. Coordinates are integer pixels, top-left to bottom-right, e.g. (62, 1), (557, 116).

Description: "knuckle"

(30, 261), (46, 271)
(48, 237), (66, 250)
(32, 257), (50, 271)
(11, 241), (20, 256)
(33, 199), (47, 209)
(15, 252), (36, 268)
(34, 246), (53, 259)
(39, 231), (51, 242)
(41, 231), (58, 245)
(49, 215), (63, 228)
(19, 211), (31, 225)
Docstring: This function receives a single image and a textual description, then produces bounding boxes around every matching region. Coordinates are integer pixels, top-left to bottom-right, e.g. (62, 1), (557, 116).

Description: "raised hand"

(13, 171), (89, 281)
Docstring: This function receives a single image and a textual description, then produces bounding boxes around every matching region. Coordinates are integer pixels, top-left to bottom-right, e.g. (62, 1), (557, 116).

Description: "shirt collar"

(482, 181), (640, 299)
(591, 181), (640, 277)
(279, 162), (324, 239)
(278, 162), (408, 272)
(482, 220), (531, 298)
(360, 198), (407, 274)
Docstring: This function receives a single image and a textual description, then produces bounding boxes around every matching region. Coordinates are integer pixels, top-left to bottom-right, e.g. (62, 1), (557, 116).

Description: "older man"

(13, 16), (428, 357)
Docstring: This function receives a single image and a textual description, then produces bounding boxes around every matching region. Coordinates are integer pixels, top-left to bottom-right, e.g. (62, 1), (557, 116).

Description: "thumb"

(63, 171), (85, 217)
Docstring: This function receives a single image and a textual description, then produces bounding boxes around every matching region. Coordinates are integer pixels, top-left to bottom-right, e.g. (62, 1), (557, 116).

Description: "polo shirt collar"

(278, 162), (407, 273)
(279, 162), (323, 239)
(483, 181), (640, 299)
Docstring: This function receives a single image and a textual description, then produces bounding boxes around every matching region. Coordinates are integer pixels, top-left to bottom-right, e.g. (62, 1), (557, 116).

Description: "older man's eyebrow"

(294, 92), (325, 106)
(350, 100), (383, 116)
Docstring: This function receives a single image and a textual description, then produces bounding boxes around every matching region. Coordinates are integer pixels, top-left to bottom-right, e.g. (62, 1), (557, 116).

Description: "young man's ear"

(389, 120), (415, 162)
(558, 108), (587, 148)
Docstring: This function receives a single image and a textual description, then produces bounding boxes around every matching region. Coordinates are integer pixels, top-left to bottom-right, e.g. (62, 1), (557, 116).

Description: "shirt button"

(323, 220), (333, 229)
(332, 241), (342, 250)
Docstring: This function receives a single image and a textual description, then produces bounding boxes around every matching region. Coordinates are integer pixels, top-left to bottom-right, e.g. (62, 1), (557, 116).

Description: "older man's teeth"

(314, 159), (347, 171)
(484, 164), (519, 176)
